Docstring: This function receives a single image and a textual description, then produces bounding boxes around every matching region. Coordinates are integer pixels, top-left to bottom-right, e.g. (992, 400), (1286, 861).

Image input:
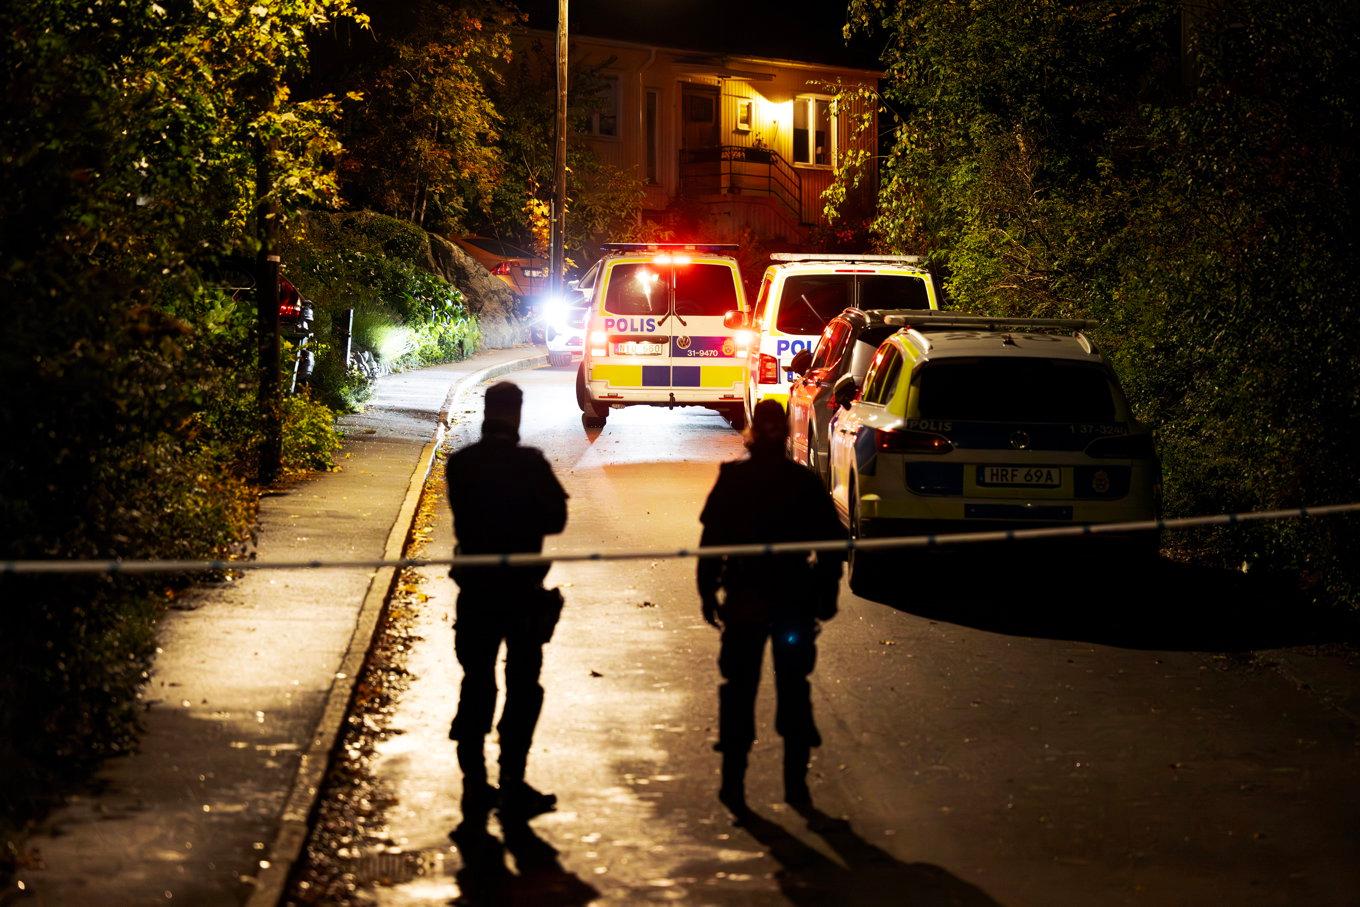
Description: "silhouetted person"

(697, 399), (846, 815)
(447, 381), (568, 823)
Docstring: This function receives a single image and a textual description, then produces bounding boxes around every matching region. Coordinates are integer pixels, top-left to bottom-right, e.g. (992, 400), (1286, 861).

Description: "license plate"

(977, 465), (1062, 488)
(614, 340), (666, 356)
(522, 268), (546, 278)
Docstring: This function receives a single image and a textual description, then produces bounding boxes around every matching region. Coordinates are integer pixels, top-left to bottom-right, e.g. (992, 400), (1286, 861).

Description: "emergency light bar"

(600, 243), (740, 253)
(770, 253), (925, 265)
(881, 312), (1097, 331)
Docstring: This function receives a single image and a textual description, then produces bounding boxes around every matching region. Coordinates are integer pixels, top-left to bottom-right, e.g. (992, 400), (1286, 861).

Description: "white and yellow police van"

(576, 243), (751, 429)
(745, 254), (940, 423)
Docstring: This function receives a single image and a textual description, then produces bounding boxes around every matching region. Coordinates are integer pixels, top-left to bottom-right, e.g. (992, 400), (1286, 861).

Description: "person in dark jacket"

(447, 381), (568, 822)
(697, 398), (846, 815)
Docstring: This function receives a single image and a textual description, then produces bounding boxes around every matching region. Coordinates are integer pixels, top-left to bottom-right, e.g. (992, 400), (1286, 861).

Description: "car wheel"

(582, 412), (608, 430)
(724, 406), (747, 431)
(548, 350), (572, 368)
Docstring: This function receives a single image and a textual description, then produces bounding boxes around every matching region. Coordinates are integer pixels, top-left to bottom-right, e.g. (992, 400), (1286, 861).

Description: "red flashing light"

(834, 268), (875, 273)
(757, 353), (780, 384)
(653, 252), (691, 266)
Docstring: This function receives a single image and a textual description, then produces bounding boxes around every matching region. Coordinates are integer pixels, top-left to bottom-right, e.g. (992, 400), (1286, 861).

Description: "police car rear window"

(858, 275), (929, 311)
(603, 263), (668, 316)
(917, 359), (1116, 423)
(776, 275), (851, 335)
(675, 264), (739, 317)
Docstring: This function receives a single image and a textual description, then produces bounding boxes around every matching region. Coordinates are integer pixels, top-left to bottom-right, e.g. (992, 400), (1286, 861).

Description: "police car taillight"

(875, 428), (953, 455)
(590, 330), (609, 357)
(757, 353), (780, 384)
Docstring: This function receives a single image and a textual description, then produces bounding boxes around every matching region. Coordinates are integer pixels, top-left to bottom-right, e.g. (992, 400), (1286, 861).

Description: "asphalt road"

(313, 364), (1360, 906)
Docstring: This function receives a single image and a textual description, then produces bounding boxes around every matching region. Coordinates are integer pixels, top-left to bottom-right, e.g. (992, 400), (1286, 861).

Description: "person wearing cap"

(697, 398), (846, 816)
(446, 381), (568, 824)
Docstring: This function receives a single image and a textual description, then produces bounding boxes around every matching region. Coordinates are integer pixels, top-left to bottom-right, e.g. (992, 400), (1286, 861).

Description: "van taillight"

(757, 353), (780, 384)
(1085, 433), (1155, 459)
(493, 261), (512, 276)
(875, 428), (953, 455)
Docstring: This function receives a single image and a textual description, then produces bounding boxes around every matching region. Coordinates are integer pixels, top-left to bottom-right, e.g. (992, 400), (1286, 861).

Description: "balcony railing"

(677, 145), (806, 226)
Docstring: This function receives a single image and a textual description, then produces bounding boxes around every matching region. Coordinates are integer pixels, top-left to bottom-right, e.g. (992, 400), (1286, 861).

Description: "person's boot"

(783, 744), (812, 808)
(718, 752), (749, 817)
(457, 739), (497, 817)
(498, 780), (558, 820)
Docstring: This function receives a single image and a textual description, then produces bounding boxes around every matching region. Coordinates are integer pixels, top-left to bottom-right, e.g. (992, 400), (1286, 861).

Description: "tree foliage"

(340, 0), (517, 231)
(0, 0), (364, 842)
(845, 0), (1360, 606)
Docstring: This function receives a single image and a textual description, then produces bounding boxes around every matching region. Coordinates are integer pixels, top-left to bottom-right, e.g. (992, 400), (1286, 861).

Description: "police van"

(745, 254), (940, 423)
(576, 243), (751, 429)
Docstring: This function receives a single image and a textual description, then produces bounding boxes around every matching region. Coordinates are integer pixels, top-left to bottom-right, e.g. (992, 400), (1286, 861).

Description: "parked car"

(785, 307), (921, 487)
(450, 235), (548, 301)
(576, 242), (750, 429)
(743, 253), (940, 425)
(825, 313), (1161, 592)
(545, 262), (600, 368)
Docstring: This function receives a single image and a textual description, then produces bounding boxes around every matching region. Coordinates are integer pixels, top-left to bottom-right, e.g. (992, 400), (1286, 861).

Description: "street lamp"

(550, 0), (568, 301)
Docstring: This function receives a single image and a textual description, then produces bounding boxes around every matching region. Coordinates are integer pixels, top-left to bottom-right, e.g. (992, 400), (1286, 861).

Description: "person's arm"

(696, 468), (732, 628)
(532, 452), (569, 536)
(806, 472), (846, 620)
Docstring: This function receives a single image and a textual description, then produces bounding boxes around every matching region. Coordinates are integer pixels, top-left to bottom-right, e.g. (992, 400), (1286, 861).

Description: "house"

(514, 28), (881, 243)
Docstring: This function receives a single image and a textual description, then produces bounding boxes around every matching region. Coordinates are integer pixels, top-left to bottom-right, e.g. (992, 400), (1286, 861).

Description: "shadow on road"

(449, 818), (599, 906)
(738, 806), (999, 907)
(858, 546), (1353, 652)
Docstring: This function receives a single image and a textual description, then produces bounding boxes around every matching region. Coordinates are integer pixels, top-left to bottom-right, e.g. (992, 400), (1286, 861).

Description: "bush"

(278, 211), (482, 409)
(282, 392), (344, 472)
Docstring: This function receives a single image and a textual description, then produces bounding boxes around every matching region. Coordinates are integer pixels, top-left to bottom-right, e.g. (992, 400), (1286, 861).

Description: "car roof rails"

(769, 253), (925, 265)
(882, 311), (1097, 331)
(599, 242), (740, 253)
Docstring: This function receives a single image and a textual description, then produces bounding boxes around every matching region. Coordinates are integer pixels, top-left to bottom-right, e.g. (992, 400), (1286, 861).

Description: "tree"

(340, 0), (516, 232)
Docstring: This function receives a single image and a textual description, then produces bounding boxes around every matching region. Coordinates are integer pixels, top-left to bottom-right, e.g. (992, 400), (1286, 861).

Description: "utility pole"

(551, 0), (568, 299)
(255, 137), (282, 485)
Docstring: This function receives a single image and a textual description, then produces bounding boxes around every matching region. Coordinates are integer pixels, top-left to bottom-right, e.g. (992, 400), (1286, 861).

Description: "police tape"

(3, 503), (1358, 576)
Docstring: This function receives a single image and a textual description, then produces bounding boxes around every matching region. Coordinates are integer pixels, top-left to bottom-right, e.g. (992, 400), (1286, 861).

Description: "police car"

(744, 254), (940, 424)
(576, 243), (751, 429)
(825, 313), (1161, 590)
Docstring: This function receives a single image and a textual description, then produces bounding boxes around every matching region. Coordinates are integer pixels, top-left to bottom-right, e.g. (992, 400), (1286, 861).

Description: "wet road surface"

(302, 364), (1360, 906)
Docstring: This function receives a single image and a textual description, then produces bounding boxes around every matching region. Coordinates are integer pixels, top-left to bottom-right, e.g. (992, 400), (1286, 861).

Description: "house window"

(645, 90), (659, 183)
(735, 99), (753, 132)
(793, 95), (834, 167)
(589, 76), (620, 138)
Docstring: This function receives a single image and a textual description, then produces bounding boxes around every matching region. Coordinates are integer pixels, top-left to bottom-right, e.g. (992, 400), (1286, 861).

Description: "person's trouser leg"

(717, 625), (765, 810)
(771, 621), (819, 803)
(497, 628), (545, 787)
(449, 598), (502, 806)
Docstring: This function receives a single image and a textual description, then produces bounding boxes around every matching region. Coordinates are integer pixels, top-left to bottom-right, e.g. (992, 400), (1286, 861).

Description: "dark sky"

(516, 0), (883, 70)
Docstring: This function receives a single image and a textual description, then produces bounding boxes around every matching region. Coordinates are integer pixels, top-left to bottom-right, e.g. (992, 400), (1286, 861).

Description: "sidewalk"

(19, 347), (543, 906)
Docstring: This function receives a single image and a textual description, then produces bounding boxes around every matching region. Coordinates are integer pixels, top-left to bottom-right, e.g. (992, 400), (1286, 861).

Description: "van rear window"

(917, 359), (1116, 423)
(675, 264), (740, 316)
(603, 264), (668, 316)
(776, 273), (930, 335)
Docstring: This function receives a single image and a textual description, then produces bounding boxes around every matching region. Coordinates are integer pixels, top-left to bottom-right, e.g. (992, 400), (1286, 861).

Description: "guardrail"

(4, 503), (1356, 576)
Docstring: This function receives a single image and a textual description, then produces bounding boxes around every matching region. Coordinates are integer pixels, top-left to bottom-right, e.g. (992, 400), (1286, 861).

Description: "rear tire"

(548, 350), (572, 368)
(724, 406), (747, 431)
(576, 364), (608, 427)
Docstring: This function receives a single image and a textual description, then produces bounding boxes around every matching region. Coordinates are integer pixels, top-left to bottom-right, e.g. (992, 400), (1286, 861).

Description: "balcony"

(677, 145), (808, 231)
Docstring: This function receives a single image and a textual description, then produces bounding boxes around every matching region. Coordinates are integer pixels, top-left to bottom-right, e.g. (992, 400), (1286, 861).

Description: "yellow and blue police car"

(826, 313), (1161, 591)
(744, 254), (940, 424)
(576, 243), (751, 429)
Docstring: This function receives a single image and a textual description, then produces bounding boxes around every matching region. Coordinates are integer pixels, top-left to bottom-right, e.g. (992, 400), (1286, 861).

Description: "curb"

(247, 350), (546, 907)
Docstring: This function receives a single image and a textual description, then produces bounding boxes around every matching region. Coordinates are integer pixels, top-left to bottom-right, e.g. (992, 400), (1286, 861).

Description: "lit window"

(793, 95), (834, 167)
